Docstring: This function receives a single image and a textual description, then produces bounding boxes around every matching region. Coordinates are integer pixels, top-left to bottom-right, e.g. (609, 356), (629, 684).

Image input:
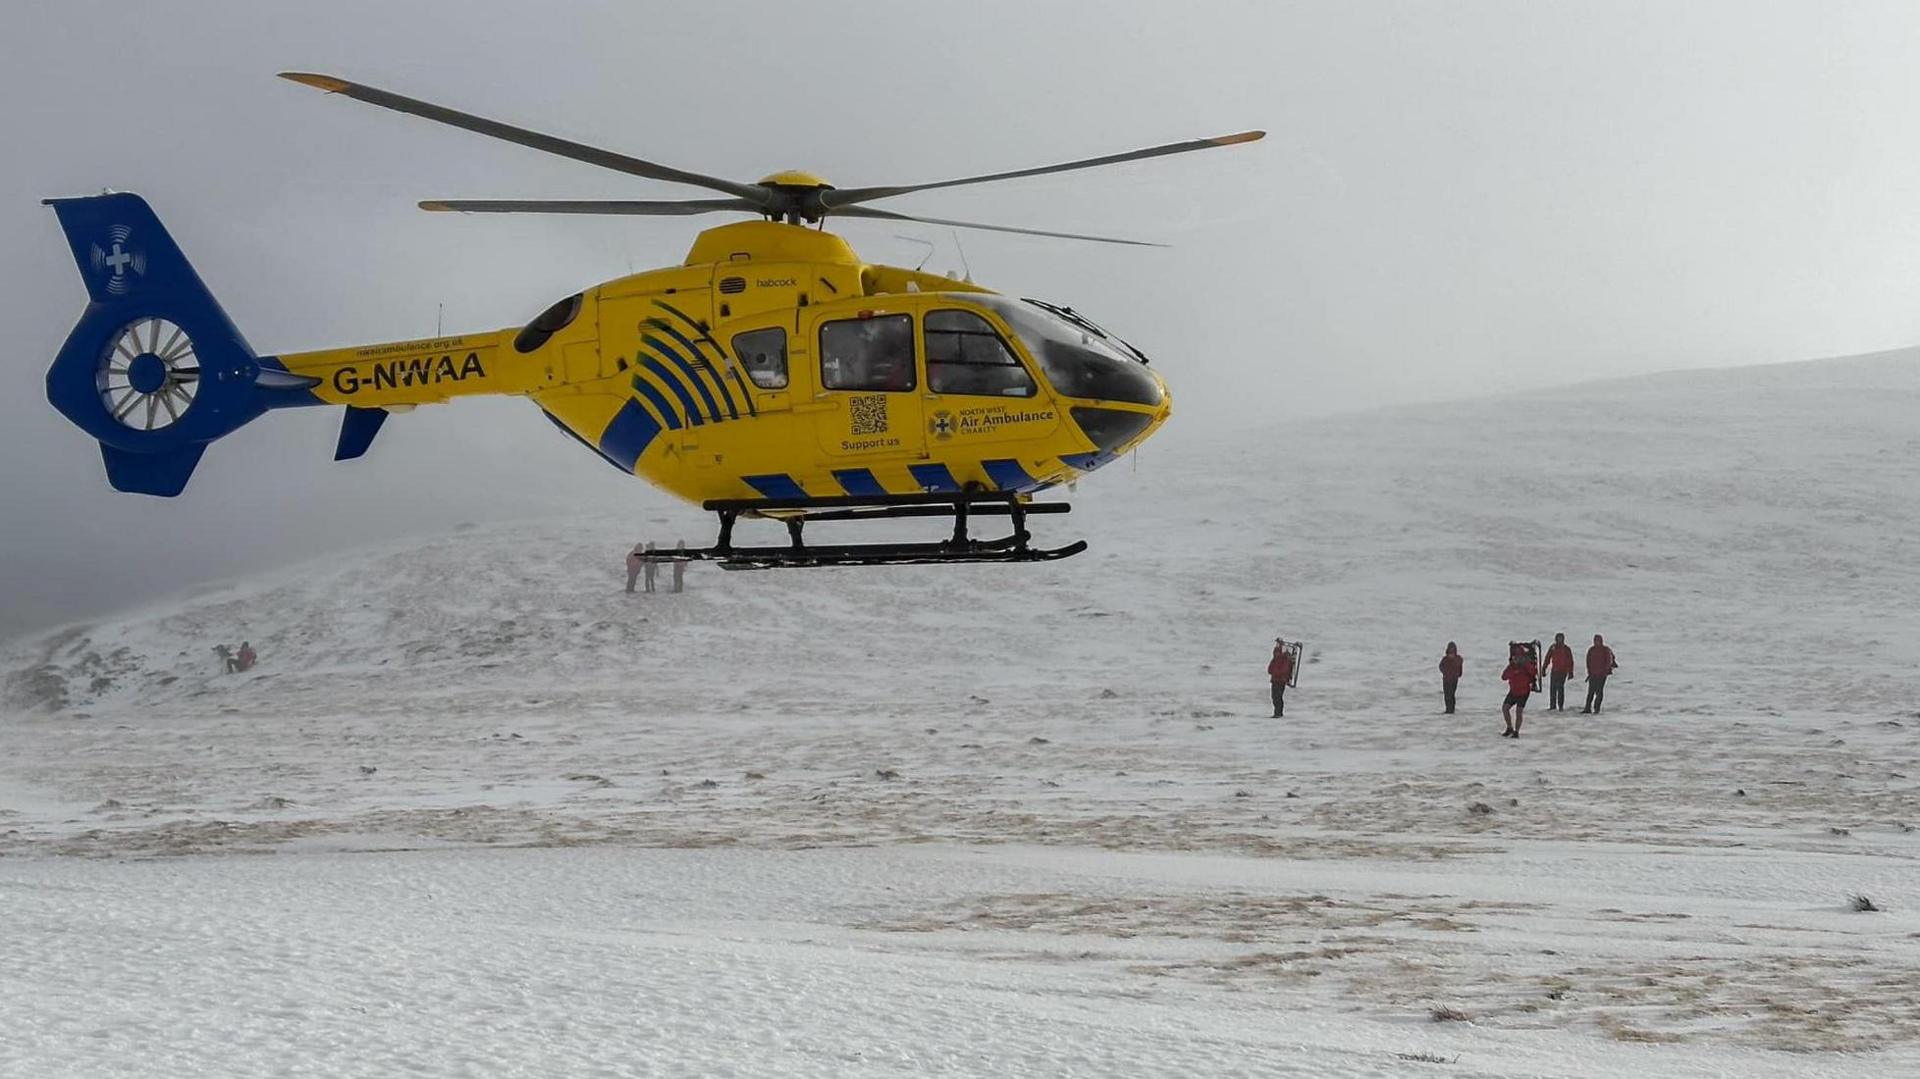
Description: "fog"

(5, 0), (1920, 639)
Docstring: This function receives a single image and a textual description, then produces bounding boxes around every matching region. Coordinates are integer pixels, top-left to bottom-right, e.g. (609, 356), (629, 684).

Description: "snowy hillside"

(4, 351), (1920, 1076)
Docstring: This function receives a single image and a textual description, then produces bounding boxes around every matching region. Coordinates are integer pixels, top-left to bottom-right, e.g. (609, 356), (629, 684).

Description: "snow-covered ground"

(4, 351), (1920, 1076)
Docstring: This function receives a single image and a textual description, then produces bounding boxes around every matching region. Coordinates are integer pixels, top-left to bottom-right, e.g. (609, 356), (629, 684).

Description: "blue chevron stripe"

(642, 333), (723, 423)
(832, 468), (888, 497)
(598, 399), (661, 471)
(647, 319), (739, 420)
(647, 300), (762, 419)
(982, 458), (1040, 492)
(637, 356), (704, 427)
(630, 374), (683, 431)
(909, 463), (961, 493)
(1058, 452), (1105, 471)
(743, 473), (805, 500)
(648, 303), (760, 420)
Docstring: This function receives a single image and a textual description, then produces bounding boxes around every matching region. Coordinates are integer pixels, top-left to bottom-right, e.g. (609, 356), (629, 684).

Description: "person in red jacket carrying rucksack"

(1268, 639), (1296, 717)
(1542, 633), (1575, 711)
(1500, 643), (1536, 738)
(1438, 642), (1464, 714)
(1582, 635), (1618, 714)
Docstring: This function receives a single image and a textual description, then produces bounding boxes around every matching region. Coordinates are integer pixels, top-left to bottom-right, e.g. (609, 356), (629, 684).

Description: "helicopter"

(43, 73), (1263, 568)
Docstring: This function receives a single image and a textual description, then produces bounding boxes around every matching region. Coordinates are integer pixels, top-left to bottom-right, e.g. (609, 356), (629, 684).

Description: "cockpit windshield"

(974, 296), (1163, 407)
(1021, 298), (1151, 365)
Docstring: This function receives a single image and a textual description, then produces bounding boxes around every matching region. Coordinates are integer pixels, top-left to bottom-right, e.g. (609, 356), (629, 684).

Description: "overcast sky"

(5, 0), (1920, 639)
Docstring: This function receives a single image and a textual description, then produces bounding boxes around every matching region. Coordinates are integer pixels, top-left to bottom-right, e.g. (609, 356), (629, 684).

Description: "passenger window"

(925, 309), (1036, 397)
(820, 314), (916, 392)
(731, 327), (788, 389)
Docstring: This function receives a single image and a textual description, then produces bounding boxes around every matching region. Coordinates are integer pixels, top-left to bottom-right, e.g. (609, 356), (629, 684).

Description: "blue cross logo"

(95, 226), (143, 295)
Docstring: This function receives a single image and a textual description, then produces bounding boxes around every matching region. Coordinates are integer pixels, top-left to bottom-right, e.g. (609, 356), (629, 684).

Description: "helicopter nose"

(1069, 405), (1158, 455)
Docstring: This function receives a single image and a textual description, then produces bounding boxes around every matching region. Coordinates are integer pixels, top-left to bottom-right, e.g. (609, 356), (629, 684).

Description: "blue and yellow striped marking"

(629, 375), (683, 431)
(908, 463), (961, 493)
(615, 301), (764, 441)
(636, 355), (704, 427)
(982, 458), (1040, 493)
(599, 399), (663, 471)
(832, 468), (889, 498)
(641, 333), (723, 423)
(743, 473), (806, 500)
(646, 319), (739, 420)
(652, 300), (756, 418)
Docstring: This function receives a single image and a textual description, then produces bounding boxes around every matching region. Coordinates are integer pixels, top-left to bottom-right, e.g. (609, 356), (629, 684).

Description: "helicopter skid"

(656, 492), (1085, 569)
(700, 539), (1088, 571)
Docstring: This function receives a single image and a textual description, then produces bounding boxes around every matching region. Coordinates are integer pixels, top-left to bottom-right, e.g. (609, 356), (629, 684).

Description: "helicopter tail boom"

(273, 332), (516, 409)
(43, 192), (325, 496)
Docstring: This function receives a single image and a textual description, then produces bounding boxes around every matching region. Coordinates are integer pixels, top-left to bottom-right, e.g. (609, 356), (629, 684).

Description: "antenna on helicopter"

(893, 234), (936, 272)
(952, 230), (972, 283)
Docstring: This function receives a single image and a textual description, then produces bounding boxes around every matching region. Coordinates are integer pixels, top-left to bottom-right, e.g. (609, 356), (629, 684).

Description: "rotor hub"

(757, 170), (832, 190)
(754, 172), (836, 224)
(127, 352), (168, 394)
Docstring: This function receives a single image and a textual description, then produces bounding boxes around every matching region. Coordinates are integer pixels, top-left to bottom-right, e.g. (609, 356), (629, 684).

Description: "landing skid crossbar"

(660, 491), (1085, 570)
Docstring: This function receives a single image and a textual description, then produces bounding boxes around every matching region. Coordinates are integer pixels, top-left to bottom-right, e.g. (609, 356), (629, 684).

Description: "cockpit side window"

(925, 309), (1036, 398)
(820, 314), (916, 392)
(514, 293), (584, 354)
(731, 327), (788, 389)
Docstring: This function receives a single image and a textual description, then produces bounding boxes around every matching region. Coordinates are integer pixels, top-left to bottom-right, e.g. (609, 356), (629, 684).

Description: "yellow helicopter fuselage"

(273, 221), (1171, 505)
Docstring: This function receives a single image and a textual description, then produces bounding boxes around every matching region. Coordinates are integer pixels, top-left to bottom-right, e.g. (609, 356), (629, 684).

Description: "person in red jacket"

(1268, 638), (1296, 717)
(1438, 642), (1464, 714)
(1542, 633), (1575, 711)
(1500, 644), (1536, 738)
(1582, 635), (1618, 714)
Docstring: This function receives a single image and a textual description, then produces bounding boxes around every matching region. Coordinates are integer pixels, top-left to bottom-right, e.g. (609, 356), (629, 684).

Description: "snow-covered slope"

(4, 351), (1920, 1075)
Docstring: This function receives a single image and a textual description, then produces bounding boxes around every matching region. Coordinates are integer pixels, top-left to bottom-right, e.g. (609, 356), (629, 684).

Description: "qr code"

(849, 394), (889, 435)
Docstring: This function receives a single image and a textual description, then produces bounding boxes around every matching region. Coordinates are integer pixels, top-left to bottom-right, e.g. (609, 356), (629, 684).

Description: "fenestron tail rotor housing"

(97, 317), (199, 431)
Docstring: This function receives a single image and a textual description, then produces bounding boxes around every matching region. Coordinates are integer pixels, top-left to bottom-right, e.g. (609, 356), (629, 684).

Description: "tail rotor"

(98, 316), (201, 431)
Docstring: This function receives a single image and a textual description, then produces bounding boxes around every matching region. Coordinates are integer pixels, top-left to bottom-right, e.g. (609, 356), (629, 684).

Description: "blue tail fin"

(44, 192), (319, 496)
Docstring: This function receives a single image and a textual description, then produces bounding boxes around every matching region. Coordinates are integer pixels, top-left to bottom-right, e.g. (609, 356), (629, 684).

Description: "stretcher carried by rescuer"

(1267, 637), (1303, 717)
(1510, 639), (1544, 692)
(1276, 639), (1304, 688)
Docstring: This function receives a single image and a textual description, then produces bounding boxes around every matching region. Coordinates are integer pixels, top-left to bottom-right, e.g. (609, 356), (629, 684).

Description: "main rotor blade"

(831, 206), (1164, 247)
(419, 198), (765, 216)
(279, 72), (772, 205)
(819, 130), (1264, 210)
